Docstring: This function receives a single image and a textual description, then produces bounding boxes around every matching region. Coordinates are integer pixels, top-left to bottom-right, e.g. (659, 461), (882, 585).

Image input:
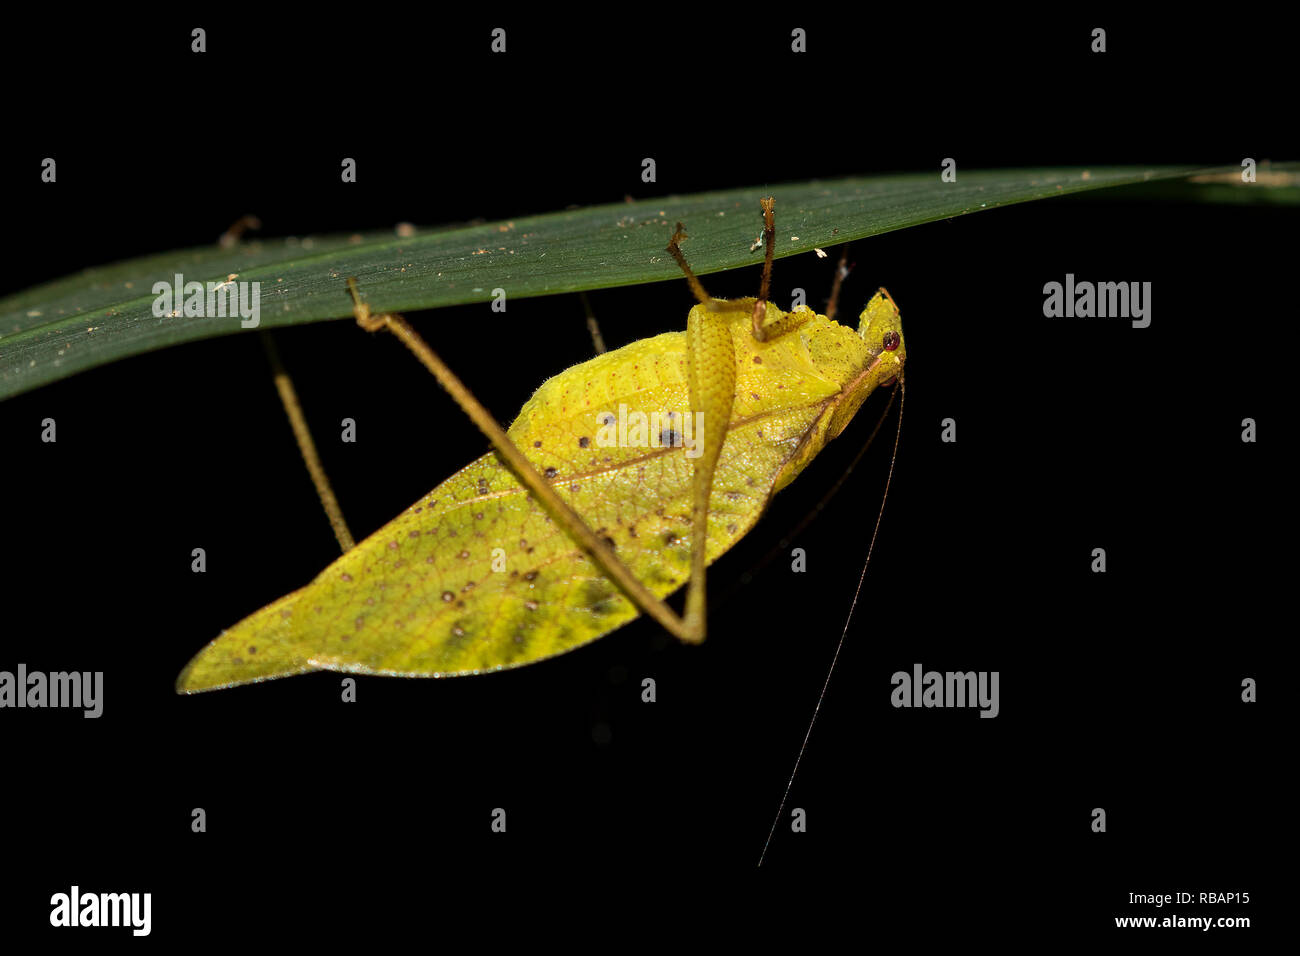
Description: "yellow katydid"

(176, 198), (906, 692)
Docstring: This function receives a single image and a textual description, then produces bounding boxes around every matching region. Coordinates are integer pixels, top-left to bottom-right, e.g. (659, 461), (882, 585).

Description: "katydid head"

(808, 287), (906, 449)
(857, 287), (906, 388)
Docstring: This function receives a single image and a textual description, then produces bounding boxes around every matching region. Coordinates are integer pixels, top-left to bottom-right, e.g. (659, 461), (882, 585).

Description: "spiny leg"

(750, 196), (776, 338)
(748, 197), (810, 343)
(345, 277), (702, 644)
(681, 292), (736, 639)
(671, 199), (823, 637)
(665, 206), (808, 642)
(663, 225), (742, 642)
(665, 223), (717, 308)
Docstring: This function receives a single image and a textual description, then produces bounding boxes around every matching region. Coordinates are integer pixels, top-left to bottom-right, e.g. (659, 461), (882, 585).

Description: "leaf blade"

(0, 165), (1238, 399)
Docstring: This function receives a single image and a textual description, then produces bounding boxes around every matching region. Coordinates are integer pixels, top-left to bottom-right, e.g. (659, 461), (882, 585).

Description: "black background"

(1, 10), (1286, 943)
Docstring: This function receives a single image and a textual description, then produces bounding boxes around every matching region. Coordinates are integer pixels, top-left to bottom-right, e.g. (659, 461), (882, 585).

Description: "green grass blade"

(0, 165), (1250, 399)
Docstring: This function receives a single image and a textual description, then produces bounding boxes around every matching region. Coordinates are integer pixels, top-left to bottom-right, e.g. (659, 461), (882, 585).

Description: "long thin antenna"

(757, 376), (905, 867)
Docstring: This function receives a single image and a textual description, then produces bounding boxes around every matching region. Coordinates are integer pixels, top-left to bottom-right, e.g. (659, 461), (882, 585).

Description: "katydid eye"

(882, 330), (901, 351)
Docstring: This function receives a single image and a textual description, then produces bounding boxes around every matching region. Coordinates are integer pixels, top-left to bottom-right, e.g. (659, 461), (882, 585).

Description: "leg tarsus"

(346, 276), (388, 332)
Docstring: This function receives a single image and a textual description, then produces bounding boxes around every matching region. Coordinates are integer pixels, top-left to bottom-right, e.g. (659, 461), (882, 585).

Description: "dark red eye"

(882, 330), (901, 351)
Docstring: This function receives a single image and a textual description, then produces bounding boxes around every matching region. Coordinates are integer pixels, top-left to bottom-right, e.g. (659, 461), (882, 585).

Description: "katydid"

(175, 198), (906, 693)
